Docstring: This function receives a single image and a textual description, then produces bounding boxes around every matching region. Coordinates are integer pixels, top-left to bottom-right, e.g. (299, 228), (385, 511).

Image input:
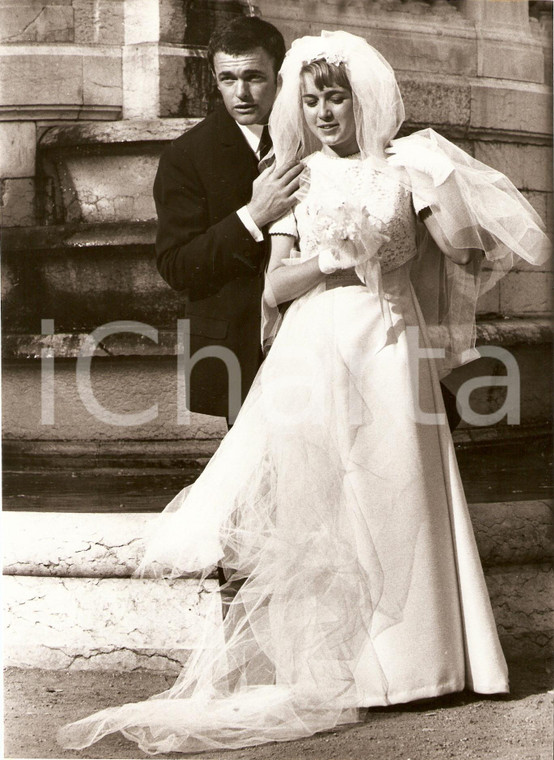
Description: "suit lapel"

(216, 105), (260, 185)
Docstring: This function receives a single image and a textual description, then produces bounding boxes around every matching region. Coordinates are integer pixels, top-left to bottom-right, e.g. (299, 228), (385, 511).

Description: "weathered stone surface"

(499, 271), (552, 314)
(520, 190), (553, 238)
(0, 44), (122, 122)
(55, 152), (158, 222)
(73, 0), (124, 45)
(122, 45), (210, 119)
(160, 49), (214, 118)
(474, 318), (551, 346)
(0, 45), (122, 118)
(444, 341), (552, 428)
(123, 0), (189, 45)
(470, 81), (552, 137)
(1, 242), (185, 331)
(399, 74), (470, 128)
(0, 3), (74, 43)
(4, 330), (183, 360)
(3, 512), (152, 578)
(1, 357), (227, 442)
(473, 142), (552, 192)
(3, 575), (221, 671)
(0, 177), (35, 226)
(82, 53), (122, 107)
(471, 501), (553, 567)
(258, 0), (477, 76)
(478, 34), (544, 84)
(0, 122), (36, 177)
(39, 118), (199, 147)
(4, 502), (551, 578)
(122, 43), (160, 119)
(159, 0), (188, 44)
(364, 25), (477, 78)
(3, 561), (550, 670)
(533, 16), (553, 85)
(511, 255), (552, 274)
(486, 563), (554, 661)
(0, 49), (83, 105)
(476, 284), (500, 315)
(473, 0), (530, 27)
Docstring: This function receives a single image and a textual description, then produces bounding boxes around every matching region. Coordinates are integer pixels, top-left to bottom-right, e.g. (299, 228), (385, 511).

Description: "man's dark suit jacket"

(154, 105), (267, 420)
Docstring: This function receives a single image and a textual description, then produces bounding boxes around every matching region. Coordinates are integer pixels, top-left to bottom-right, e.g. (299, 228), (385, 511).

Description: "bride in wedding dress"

(59, 30), (549, 755)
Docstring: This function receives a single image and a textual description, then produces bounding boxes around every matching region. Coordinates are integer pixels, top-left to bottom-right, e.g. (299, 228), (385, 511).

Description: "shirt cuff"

(236, 206), (264, 243)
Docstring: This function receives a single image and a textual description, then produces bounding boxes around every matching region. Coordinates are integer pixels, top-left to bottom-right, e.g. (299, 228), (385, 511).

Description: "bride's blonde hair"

(300, 59), (351, 92)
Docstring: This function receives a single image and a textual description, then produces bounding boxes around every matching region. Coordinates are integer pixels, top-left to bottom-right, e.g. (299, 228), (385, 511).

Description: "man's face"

(213, 47), (278, 125)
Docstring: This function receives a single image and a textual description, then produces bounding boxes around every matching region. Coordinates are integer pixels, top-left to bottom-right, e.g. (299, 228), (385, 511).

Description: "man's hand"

(246, 161), (304, 228)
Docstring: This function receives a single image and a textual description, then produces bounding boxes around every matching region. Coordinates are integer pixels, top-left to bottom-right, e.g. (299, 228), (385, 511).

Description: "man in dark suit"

(154, 16), (302, 424)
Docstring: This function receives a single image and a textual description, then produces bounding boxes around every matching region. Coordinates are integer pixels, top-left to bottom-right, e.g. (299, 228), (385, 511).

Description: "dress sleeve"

(387, 128), (551, 375)
(268, 209), (298, 237)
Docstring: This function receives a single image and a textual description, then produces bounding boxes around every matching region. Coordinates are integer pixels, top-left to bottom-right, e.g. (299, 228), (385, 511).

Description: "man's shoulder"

(168, 107), (238, 163)
(173, 109), (220, 148)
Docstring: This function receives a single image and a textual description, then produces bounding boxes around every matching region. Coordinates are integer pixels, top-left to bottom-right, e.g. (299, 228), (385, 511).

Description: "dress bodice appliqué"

(294, 152), (419, 276)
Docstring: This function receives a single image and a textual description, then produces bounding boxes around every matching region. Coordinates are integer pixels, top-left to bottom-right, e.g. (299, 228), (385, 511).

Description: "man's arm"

(154, 142), (303, 300)
(154, 142), (265, 300)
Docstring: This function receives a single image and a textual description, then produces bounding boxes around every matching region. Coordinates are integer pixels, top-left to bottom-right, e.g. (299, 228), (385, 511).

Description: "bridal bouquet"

(312, 201), (390, 270)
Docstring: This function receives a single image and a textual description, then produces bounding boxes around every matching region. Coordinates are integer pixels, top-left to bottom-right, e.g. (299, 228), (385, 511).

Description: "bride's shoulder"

(301, 151), (321, 167)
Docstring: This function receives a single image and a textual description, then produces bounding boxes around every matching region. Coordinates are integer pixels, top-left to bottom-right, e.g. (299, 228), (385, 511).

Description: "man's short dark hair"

(207, 16), (286, 76)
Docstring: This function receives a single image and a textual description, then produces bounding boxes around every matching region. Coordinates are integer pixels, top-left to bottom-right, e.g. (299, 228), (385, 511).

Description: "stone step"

(3, 502), (553, 578)
(3, 565), (552, 671)
(3, 575), (220, 673)
(2, 430), (552, 509)
(3, 318), (552, 360)
(4, 503), (552, 670)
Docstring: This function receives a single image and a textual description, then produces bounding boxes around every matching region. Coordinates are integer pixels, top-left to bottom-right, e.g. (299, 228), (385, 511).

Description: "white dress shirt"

(235, 122), (266, 243)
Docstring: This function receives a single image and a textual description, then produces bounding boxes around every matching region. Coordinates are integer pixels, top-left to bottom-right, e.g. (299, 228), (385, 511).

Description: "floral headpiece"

(303, 48), (348, 67)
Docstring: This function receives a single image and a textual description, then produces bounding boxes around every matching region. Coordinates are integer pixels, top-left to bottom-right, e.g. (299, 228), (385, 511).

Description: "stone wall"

(0, 0), (245, 229)
(0, 0), (124, 228)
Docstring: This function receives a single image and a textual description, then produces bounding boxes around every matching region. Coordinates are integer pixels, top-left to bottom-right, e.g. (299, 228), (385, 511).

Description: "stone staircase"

(4, 500), (552, 672)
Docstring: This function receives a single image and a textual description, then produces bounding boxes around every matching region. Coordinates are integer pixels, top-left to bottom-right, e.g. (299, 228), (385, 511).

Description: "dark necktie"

(258, 124), (272, 160)
(257, 125), (274, 172)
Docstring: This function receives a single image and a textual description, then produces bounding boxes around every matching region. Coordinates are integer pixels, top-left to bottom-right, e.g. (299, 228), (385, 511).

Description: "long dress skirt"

(59, 261), (508, 754)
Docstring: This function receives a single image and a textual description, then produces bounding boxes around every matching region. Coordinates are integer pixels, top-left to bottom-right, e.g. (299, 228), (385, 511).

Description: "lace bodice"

(270, 152), (419, 276)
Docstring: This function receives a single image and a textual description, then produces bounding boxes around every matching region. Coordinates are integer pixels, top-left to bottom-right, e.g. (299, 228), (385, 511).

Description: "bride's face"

(301, 72), (358, 157)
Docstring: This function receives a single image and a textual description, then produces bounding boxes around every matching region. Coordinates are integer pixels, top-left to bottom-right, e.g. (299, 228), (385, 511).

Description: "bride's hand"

(319, 234), (388, 273)
(315, 211), (390, 273)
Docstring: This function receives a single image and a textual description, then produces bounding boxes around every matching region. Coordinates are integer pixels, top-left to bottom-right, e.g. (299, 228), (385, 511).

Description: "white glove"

(318, 240), (364, 273)
(318, 250), (339, 274)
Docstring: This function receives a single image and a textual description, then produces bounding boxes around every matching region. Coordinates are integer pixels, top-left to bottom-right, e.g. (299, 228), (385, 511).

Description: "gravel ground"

(4, 660), (552, 760)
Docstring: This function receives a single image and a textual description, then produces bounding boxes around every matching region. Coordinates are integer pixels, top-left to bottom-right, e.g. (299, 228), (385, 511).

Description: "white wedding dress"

(60, 147), (532, 755)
